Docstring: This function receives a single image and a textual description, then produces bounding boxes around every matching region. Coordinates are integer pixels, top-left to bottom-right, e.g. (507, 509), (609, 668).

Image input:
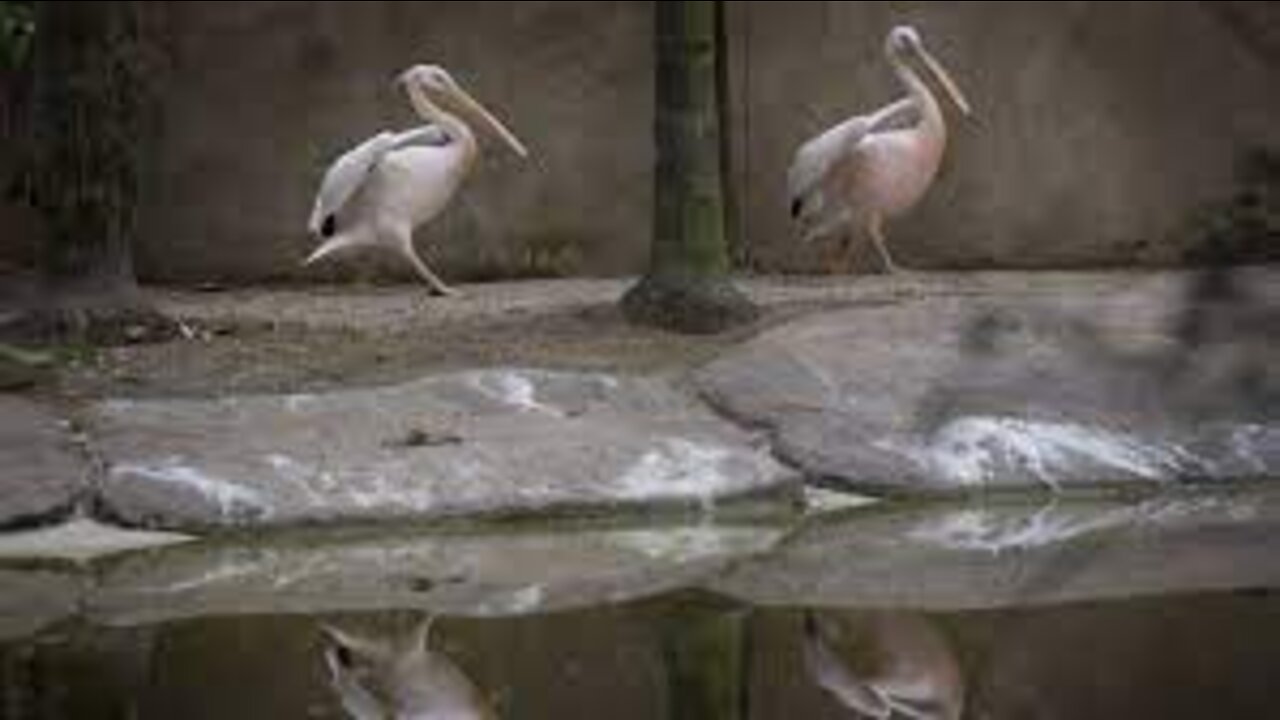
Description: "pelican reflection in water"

(802, 610), (965, 719)
(320, 615), (497, 720)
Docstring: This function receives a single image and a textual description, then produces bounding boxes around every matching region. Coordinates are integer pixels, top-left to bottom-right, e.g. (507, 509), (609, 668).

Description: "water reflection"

(320, 614), (496, 720)
(714, 489), (1280, 610)
(659, 595), (750, 720)
(1, 494), (1279, 718)
(802, 611), (963, 720)
(1, 589), (1279, 718)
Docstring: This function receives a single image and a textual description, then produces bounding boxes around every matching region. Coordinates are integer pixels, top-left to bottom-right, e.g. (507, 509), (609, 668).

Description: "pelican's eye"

(889, 27), (920, 53)
(321, 214), (336, 238)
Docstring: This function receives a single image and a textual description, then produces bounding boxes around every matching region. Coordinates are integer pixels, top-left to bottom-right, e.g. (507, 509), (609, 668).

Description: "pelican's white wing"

(788, 118), (868, 215)
(787, 98), (919, 223)
(389, 125), (453, 151)
(308, 126), (452, 235)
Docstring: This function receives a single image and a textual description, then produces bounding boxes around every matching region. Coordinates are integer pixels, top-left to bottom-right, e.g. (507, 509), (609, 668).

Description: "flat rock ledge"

(0, 396), (88, 528)
(695, 269), (1279, 495)
(87, 369), (796, 531)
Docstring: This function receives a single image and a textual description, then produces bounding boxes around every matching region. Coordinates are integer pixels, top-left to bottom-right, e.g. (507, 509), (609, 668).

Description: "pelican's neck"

(889, 52), (945, 145)
(409, 86), (479, 165)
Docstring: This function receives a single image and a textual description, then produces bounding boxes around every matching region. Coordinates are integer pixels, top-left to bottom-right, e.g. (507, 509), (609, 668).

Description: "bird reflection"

(802, 610), (964, 720)
(319, 615), (496, 720)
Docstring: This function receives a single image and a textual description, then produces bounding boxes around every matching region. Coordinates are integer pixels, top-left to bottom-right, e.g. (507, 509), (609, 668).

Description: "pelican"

(305, 64), (528, 296)
(320, 616), (497, 720)
(788, 25), (971, 274)
(802, 611), (965, 720)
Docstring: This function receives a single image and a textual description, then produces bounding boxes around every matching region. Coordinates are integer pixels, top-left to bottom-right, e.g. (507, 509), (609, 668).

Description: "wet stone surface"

(87, 522), (786, 628)
(711, 487), (1280, 610)
(88, 369), (795, 530)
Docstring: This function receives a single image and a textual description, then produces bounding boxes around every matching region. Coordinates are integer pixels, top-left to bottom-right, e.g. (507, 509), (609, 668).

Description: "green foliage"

(0, 1), (34, 69)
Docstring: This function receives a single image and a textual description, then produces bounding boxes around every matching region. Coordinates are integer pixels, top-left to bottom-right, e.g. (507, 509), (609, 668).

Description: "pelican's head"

(885, 25), (972, 117)
(887, 25), (924, 56)
(395, 63), (529, 159)
(396, 64), (459, 97)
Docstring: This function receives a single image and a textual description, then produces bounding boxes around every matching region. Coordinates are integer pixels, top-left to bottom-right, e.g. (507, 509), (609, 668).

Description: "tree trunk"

(7, 1), (174, 345)
(620, 0), (757, 335)
(660, 594), (752, 720)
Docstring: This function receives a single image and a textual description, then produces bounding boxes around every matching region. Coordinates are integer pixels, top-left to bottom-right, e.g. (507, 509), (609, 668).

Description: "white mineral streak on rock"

(617, 439), (742, 509)
(475, 584), (544, 616)
(906, 495), (1243, 554)
(888, 417), (1190, 489)
(112, 458), (269, 518)
(469, 370), (565, 417)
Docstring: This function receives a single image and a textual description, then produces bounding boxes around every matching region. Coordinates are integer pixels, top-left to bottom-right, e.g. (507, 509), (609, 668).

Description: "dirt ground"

(4, 271), (1159, 401)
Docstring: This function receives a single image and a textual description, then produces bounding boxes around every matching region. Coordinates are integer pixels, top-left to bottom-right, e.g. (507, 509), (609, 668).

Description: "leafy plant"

(1, 0), (34, 70)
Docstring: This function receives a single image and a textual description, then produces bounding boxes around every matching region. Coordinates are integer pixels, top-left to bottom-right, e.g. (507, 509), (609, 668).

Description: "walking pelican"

(788, 25), (971, 274)
(305, 64), (528, 295)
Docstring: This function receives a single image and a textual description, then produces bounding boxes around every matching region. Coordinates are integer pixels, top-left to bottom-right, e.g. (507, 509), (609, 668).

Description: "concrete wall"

(6, 2), (1279, 282)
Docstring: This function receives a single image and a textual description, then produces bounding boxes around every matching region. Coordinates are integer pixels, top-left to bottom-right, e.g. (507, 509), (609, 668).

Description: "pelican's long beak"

(919, 48), (972, 116)
(444, 83), (529, 159)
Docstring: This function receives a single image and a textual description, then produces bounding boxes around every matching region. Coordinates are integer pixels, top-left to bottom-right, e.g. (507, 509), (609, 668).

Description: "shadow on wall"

(0, 1), (38, 276)
(917, 269), (1277, 434)
(910, 143), (1279, 447)
(1178, 146), (1280, 267)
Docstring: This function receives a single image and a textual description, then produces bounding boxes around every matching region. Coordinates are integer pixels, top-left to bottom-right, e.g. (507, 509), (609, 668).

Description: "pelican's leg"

(805, 208), (853, 275)
(824, 236), (846, 276)
(393, 230), (457, 297)
(867, 214), (902, 275)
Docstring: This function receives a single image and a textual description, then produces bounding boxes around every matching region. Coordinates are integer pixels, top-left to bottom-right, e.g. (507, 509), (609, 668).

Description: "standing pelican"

(320, 616), (497, 720)
(305, 64), (528, 296)
(788, 26), (971, 274)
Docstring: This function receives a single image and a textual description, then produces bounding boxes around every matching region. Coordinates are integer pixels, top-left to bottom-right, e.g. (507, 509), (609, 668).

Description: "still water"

(1, 491), (1278, 719)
